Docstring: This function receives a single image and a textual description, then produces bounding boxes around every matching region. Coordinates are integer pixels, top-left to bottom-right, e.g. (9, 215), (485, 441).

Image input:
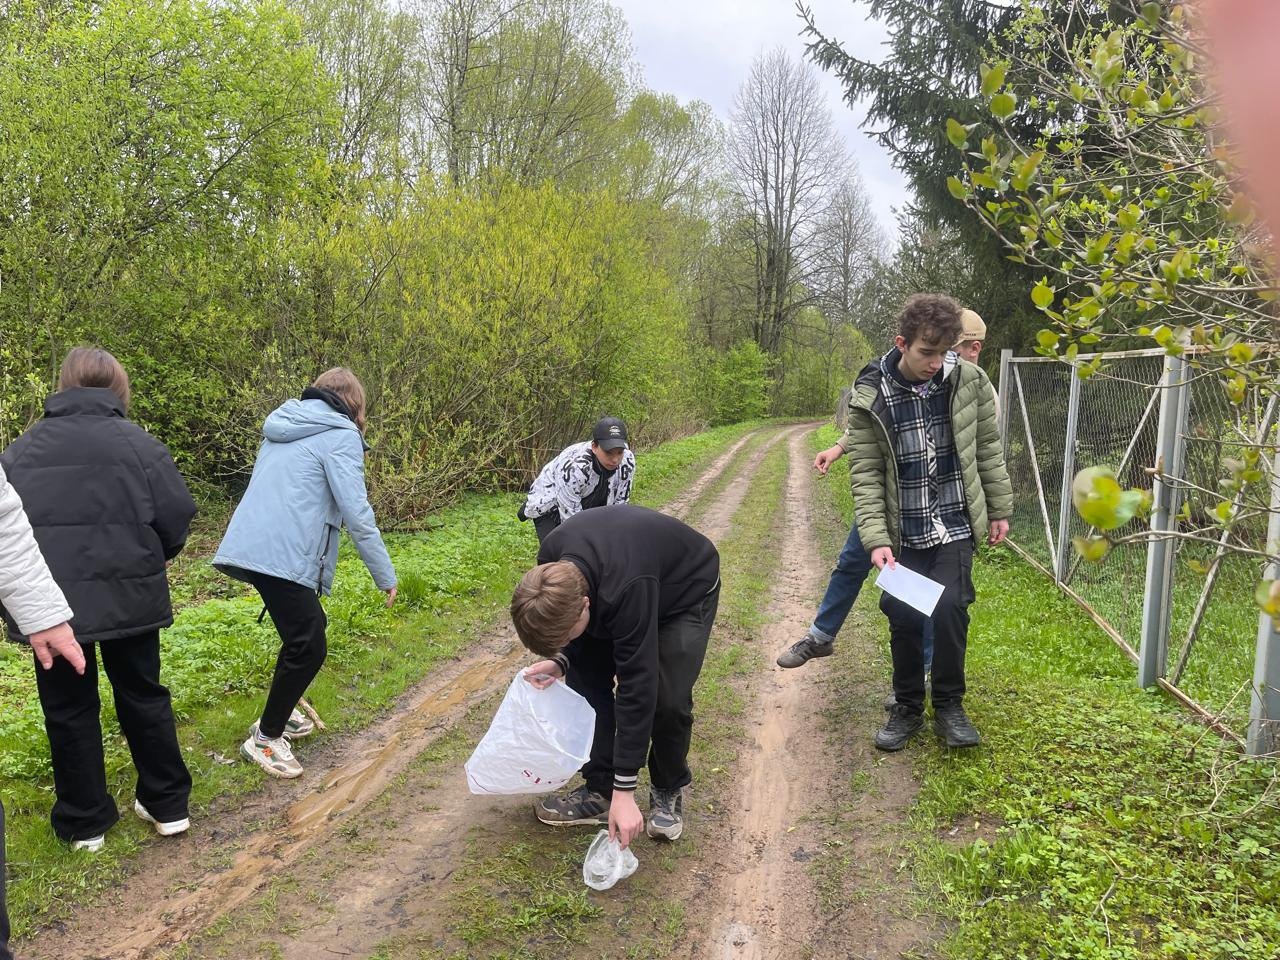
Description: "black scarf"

(301, 386), (370, 451)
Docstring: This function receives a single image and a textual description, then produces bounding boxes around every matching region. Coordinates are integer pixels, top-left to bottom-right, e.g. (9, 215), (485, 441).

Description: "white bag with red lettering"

(465, 669), (595, 795)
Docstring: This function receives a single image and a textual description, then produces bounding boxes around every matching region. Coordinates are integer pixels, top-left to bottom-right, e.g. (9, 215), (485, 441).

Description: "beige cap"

(958, 308), (987, 343)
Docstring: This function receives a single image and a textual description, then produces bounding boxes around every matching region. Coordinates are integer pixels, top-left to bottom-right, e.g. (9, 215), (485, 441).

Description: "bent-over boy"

(511, 504), (720, 846)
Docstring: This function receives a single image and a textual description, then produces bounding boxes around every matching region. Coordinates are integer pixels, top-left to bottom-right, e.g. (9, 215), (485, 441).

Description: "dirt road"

(23, 424), (933, 960)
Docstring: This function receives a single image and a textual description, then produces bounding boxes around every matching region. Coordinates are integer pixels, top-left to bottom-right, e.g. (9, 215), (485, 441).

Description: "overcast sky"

(610, 0), (910, 236)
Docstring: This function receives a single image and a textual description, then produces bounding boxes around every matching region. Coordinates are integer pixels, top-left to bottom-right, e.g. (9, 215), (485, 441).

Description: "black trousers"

(532, 511), (561, 544)
(879, 538), (976, 715)
(568, 584), (720, 796)
(1, 799), (11, 960)
(247, 571), (328, 740)
(32, 631), (191, 842)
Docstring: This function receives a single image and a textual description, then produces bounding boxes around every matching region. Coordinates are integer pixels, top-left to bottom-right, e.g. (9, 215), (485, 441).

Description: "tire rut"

(683, 428), (933, 960)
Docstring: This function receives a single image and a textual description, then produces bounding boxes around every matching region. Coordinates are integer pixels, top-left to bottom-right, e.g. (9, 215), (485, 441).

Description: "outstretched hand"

(609, 791), (644, 848)
(384, 586), (397, 608)
(871, 547), (896, 570)
(523, 660), (565, 690)
(30, 622), (84, 674)
(812, 445), (845, 475)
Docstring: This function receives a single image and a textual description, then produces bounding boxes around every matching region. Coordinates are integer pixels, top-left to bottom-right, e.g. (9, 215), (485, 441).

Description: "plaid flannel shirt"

(879, 350), (972, 549)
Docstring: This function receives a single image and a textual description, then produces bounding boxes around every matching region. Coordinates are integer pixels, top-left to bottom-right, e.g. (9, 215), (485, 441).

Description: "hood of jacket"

(43, 387), (126, 420)
(263, 398), (361, 444)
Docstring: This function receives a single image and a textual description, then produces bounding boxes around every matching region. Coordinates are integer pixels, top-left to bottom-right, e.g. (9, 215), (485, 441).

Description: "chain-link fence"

(1000, 348), (1275, 748)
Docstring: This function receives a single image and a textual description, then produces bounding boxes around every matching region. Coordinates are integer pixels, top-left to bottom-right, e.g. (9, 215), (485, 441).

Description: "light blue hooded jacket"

(213, 399), (396, 594)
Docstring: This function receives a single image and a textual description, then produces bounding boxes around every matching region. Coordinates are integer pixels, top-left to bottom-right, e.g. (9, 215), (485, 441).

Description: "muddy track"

(23, 425), (791, 960)
(681, 429), (932, 960)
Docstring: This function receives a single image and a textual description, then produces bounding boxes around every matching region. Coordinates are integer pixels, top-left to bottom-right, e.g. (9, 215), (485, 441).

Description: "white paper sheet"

(873, 563), (946, 617)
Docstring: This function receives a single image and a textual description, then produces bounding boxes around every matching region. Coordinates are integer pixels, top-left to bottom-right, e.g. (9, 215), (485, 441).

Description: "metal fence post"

(1138, 354), (1187, 688)
(998, 349), (1013, 462)
(1248, 447), (1280, 757)
(1055, 366), (1083, 582)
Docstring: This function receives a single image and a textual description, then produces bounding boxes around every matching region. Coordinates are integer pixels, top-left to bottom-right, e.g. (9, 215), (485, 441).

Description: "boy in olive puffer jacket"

(844, 294), (1012, 752)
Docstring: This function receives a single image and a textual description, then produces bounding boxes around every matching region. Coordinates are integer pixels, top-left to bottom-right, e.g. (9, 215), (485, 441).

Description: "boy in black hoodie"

(511, 504), (720, 846)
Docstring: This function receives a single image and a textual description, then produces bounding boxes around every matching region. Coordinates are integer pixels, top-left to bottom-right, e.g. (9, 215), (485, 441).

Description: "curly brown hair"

(897, 294), (963, 348)
(510, 561), (588, 657)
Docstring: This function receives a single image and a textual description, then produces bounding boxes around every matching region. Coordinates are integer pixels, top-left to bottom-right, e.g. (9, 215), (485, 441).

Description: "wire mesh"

(1002, 351), (1262, 735)
(1167, 369), (1271, 726)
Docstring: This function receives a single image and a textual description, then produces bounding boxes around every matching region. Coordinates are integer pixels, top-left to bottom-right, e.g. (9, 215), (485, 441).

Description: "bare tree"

(417, 0), (632, 187)
(727, 47), (845, 357)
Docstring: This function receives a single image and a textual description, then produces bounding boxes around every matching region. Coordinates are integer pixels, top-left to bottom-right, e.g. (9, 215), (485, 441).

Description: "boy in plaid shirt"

(843, 294), (1012, 750)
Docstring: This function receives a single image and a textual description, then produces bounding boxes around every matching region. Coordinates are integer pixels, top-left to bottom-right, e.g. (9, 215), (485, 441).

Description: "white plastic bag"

(464, 669), (595, 795)
(582, 829), (639, 891)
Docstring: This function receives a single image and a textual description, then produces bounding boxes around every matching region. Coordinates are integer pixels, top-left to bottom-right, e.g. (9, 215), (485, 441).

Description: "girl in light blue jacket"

(214, 368), (396, 778)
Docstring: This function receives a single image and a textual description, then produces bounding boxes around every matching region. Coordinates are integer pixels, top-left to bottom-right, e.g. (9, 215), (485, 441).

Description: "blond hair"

(313, 367), (367, 432)
(511, 561), (588, 657)
(58, 347), (131, 410)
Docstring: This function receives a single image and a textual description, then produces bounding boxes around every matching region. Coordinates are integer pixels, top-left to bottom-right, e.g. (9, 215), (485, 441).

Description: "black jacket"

(0, 388), (196, 642)
(538, 504), (720, 780)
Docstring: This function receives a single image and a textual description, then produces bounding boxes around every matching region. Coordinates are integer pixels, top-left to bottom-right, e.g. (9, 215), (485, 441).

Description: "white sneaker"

(241, 722), (304, 778)
(134, 800), (190, 837)
(283, 707), (315, 739)
(71, 834), (105, 852)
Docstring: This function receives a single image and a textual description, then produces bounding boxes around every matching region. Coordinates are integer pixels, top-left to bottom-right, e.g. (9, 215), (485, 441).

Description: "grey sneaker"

(646, 787), (684, 841)
(535, 784), (610, 827)
(776, 633), (834, 669)
(283, 708), (315, 739)
(241, 722), (304, 778)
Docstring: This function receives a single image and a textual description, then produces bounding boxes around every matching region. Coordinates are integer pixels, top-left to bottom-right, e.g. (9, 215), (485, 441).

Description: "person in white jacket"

(0, 464), (84, 960)
(519, 417), (636, 544)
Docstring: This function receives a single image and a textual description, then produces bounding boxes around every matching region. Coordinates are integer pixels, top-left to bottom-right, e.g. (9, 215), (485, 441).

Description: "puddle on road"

(95, 644), (523, 960)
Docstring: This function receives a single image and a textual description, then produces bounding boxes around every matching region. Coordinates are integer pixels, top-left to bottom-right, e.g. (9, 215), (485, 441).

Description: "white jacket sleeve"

(0, 465), (73, 635)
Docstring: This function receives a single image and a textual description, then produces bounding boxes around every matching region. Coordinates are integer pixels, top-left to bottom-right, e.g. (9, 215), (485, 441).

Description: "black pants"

(1, 799), (11, 960)
(32, 631), (191, 842)
(879, 539), (975, 715)
(532, 511), (561, 544)
(247, 571), (328, 740)
(568, 584), (720, 796)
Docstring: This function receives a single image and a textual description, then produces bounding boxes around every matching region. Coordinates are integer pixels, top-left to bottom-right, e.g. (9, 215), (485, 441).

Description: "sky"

(610, 0), (911, 236)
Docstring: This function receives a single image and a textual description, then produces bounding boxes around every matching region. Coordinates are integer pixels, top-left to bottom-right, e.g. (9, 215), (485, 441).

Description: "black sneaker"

(933, 704), (981, 748)
(874, 704), (924, 751)
(776, 634), (834, 668)
(646, 787), (684, 841)
(534, 784), (610, 826)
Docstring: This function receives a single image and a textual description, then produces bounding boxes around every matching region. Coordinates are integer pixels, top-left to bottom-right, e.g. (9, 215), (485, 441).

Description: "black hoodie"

(537, 504), (719, 785)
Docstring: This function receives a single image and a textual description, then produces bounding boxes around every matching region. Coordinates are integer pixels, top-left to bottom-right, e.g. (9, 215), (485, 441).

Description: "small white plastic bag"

(582, 829), (639, 891)
(464, 669), (595, 795)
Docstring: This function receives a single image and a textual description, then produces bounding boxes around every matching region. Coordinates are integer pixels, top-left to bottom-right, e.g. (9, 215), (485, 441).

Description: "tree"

(942, 2), (1277, 601)
(727, 47), (845, 358)
(796, 0), (1128, 364)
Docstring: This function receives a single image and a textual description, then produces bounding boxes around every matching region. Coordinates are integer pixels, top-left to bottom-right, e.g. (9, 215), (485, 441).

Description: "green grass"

(0, 420), (763, 942)
(413, 434), (792, 959)
(809, 424), (1280, 960)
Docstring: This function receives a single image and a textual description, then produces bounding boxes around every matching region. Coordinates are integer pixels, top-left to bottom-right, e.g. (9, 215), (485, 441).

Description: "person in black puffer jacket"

(0, 347), (197, 850)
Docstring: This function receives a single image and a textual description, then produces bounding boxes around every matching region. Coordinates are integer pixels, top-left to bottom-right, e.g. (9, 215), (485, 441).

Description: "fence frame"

(1000, 348), (1276, 755)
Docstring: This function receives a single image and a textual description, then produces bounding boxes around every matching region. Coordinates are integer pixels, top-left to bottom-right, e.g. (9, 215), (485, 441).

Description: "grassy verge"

(809, 424), (1280, 960)
(379, 435), (793, 960)
(0, 419), (763, 941)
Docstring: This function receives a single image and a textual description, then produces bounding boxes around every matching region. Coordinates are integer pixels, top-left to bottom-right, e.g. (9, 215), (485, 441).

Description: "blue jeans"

(810, 523), (934, 671)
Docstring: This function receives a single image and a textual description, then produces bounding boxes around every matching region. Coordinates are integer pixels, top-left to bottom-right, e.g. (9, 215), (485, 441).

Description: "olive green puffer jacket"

(839, 354), (1013, 552)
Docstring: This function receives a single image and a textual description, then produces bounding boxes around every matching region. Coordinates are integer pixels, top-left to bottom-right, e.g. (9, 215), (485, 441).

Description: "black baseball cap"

(592, 416), (628, 451)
